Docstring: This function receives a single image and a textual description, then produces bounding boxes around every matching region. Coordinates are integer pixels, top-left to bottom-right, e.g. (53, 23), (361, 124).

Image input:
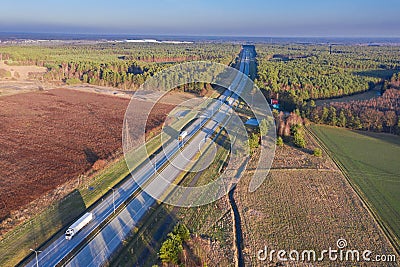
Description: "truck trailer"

(65, 212), (93, 240)
(178, 131), (188, 142)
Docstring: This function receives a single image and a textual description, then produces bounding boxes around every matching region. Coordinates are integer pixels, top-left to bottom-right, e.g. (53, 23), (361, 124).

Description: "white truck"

(178, 131), (188, 142)
(65, 212), (93, 240)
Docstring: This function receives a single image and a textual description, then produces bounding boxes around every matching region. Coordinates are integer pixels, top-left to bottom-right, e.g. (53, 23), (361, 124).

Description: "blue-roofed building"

(245, 118), (259, 126)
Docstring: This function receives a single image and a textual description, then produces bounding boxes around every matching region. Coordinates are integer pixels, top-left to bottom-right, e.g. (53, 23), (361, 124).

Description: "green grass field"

(310, 125), (400, 251)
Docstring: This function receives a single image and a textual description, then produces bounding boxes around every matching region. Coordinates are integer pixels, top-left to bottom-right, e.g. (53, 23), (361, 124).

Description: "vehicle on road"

(178, 131), (188, 141)
(65, 212), (93, 240)
(226, 97), (234, 106)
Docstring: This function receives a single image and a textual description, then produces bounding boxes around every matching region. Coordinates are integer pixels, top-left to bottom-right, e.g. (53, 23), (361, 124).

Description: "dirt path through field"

(0, 60), (46, 80)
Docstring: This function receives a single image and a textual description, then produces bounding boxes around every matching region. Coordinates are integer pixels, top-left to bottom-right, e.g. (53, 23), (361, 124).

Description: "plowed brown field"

(0, 88), (173, 220)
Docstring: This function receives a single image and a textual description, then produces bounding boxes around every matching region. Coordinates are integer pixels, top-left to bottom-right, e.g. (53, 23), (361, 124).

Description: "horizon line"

(1, 31), (400, 39)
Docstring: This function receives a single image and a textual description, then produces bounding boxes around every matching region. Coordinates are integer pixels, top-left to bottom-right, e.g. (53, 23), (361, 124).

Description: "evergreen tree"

(328, 106), (337, 126)
(321, 107), (329, 123)
(338, 110), (347, 127)
(173, 223), (190, 241)
(159, 233), (183, 265)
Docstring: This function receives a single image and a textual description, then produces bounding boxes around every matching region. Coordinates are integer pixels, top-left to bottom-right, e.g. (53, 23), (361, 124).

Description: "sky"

(1, 0), (400, 37)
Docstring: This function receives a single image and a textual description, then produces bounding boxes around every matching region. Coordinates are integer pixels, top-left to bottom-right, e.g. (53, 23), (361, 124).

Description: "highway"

(25, 48), (253, 267)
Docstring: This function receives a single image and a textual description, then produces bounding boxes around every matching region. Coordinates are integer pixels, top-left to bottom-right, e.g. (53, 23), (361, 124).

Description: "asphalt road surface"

(25, 48), (252, 267)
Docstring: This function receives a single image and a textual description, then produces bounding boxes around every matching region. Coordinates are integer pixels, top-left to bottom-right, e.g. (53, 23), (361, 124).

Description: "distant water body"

(0, 32), (400, 45)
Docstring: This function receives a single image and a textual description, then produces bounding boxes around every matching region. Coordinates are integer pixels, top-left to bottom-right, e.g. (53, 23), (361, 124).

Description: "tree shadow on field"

(0, 202), (10, 224)
(303, 147), (315, 155)
(21, 190), (87, 266)
(84, 148), (99, 165)
(282, 136), (314, 155)
(162, 125), (179, 139)
(353, 69), (398, 79)
(351, 129), (400, 148)
(113, 204), (177, 267)
(56, 189), (86, 227)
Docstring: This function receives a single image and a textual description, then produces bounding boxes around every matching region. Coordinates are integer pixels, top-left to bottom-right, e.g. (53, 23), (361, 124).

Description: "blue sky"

(1, 0), (399, 37)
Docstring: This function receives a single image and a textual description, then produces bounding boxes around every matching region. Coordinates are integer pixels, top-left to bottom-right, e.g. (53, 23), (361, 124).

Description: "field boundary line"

(306, 125), (400, 256)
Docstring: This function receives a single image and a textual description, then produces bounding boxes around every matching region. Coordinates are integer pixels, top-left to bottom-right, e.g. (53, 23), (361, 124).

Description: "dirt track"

(0, 88), (174, 220)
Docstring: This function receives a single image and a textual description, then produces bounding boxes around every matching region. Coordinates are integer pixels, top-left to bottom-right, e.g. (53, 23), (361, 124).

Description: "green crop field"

(310, 124), (400, 251)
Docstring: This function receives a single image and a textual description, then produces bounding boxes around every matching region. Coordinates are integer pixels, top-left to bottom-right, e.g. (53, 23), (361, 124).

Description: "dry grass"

(310, 125), (400, 253)
(0, 61), (46, 80)
(235, 134), (399, 266)
(0, 88), (174, 223)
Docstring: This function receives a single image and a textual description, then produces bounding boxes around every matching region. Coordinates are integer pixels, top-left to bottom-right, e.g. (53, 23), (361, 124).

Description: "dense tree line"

(303, 88), (400, 134)
(1, 43), (240, 65)
(390, 72), (400, 88)
(255, 44), (400, 109)
(275, 110), (303, 137)
(256, 44), (400, 135)
(0, 43), (240, 90)
(273, 111), (308, 148)
(30, 60), (168, 89)
(256, 56), (378, 100)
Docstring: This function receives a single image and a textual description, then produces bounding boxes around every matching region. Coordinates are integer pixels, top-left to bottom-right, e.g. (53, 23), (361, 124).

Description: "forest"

(304, 82), (400, 134)
(0, 42), (240, 91)
(2, 42), (399, 134)
(255, 44), (400, 135)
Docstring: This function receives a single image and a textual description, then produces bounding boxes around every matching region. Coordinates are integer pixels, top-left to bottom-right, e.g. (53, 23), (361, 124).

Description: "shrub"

(276, 136), (284, 146)
(159, 233), (183, 264)
(249, 133), (260, 152)
(65, 78), (81, 85)
(313, 148), (322, 157)
(174, 223), (190, 241)
(92, 159), (107, 171)
(259, 119), (268, 136)
(293, 127), (307, 148)
(294, 131), (306, 148)
(0, 68), (11, 78)
(158, 223), (190, 265)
